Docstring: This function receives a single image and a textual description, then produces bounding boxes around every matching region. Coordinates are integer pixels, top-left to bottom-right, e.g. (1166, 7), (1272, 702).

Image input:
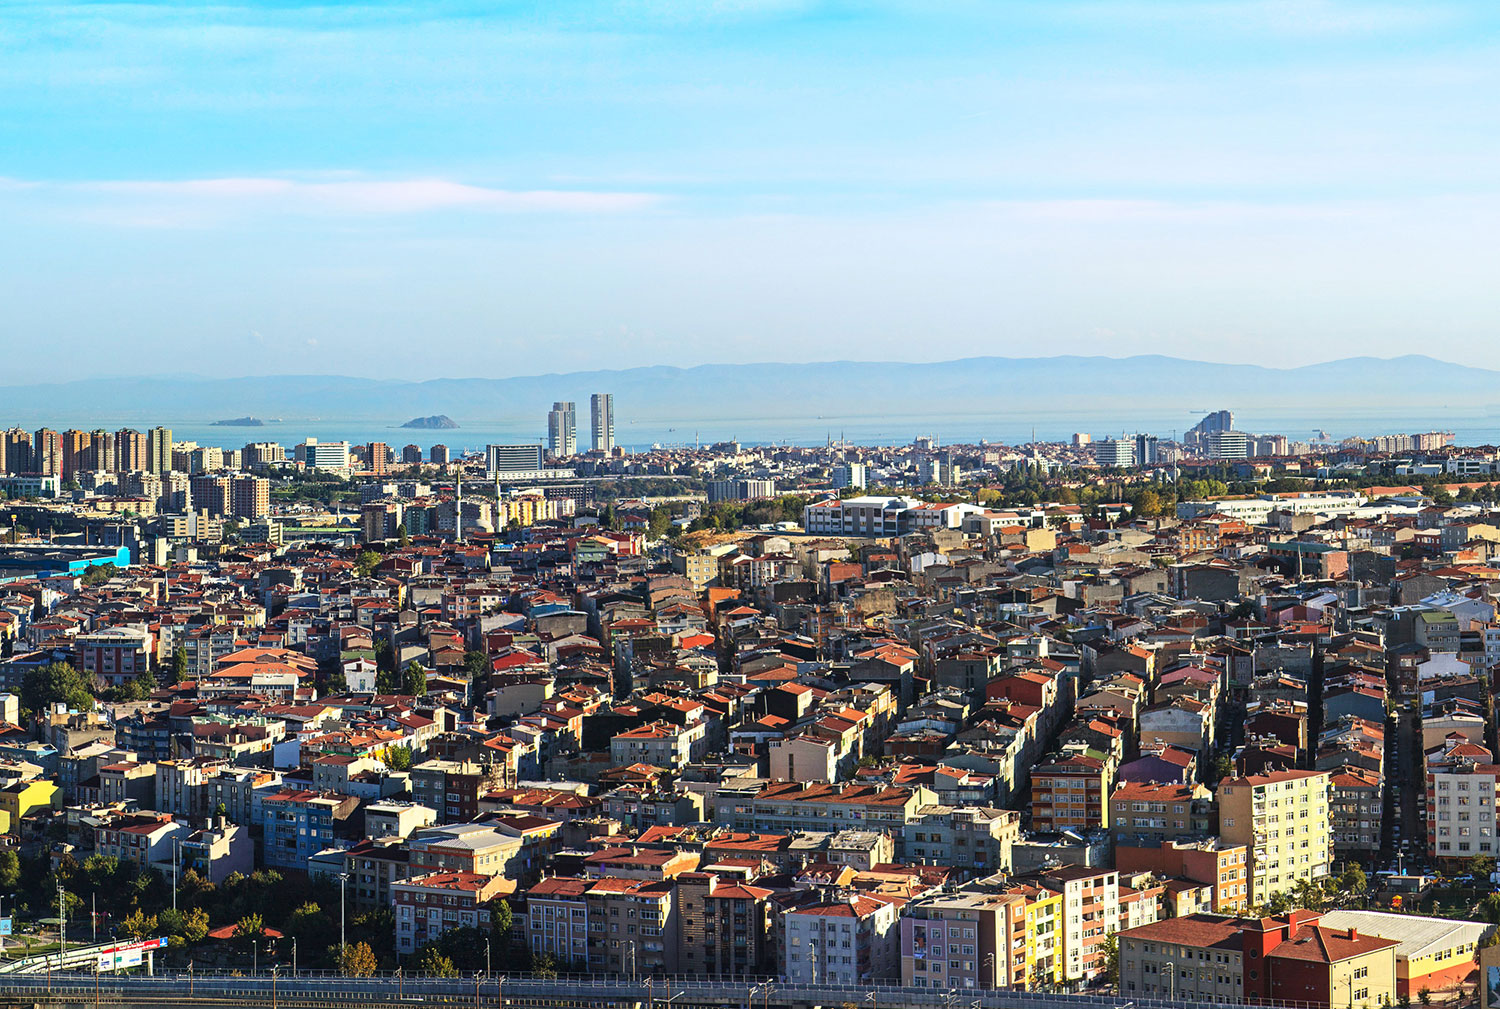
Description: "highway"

(0, 972), (1342, 1009)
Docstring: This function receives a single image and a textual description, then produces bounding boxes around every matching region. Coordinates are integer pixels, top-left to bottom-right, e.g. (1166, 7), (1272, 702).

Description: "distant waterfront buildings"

(485, 444), (545, 476)
(366, 441), (390, 476)
(547, 402), (577, 458)
(302, 439), (351, 472)
(590, 393), (615, 453)
(1205, 430), (1250, 460)
(34, 428), (61, 477)
(707, 478), (775, 503)
(148, 426), (173, 475)
(117, 428), (146, 472)
(1093, 438), (1135, 468)
(831, 462), (867, 490)
(1135, 433), (1159, 465)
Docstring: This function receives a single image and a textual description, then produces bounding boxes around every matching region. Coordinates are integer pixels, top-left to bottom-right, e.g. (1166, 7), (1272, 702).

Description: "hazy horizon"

(6, 1), (1500, 383)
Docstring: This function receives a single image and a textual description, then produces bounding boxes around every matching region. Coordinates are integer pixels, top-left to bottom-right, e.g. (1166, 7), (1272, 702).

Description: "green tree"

(490, 899), (513, 948)
(416, 947), (458, 977)
(1101, 932), (1119, 986)
(283, 902), (334, 952)
(402, 661), (426, 697)
(0, 849), (20, 890)
(21, 661), (94, 715)
(233, 913), (265, 938)
(80, 563), (117, 586)
(383, 745), (413, 772)
(340, 941), (379, 976)
(121, 909), (158, 940)
(158, 906), (210, 944)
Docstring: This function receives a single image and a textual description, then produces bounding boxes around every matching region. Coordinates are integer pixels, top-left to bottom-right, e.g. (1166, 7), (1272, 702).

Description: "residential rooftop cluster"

(0, 408), (1499, 998)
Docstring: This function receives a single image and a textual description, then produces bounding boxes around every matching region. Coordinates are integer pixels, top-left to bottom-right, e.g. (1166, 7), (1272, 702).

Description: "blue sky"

(3, 0), (1500, 382)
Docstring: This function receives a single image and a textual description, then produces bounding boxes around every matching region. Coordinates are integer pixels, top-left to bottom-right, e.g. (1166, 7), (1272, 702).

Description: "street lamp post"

(338, 871), (351, 974)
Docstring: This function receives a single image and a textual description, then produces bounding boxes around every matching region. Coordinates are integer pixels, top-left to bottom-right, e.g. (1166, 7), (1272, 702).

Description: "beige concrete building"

(1218, 768), (1331, 907)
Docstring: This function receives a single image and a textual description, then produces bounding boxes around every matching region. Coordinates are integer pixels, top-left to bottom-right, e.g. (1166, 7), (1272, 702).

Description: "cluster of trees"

(1255, 870), (1369, 917)
(0, 846), (427, 970)
(593, 477), (706, 502)
(680, 495), (808, 534)
(80, 563), (118, 587)
(367, 642), (429, 696)
(20, 661), (96, 715)
(20, 657), (160, 712)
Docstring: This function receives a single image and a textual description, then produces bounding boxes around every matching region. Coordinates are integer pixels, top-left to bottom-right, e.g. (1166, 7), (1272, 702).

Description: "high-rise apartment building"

(1217, 769), (1331, 906)
(1206, 430), (1250, 459)
(242, 443), (285, 470)
(590, 393), (614, 453)
(1135, 434), (1159, 465)
(831, 462), (867, 489)
(33, 429), (61, 477)
(190, 475), (232, 517)
(547, 402), (577, 458)
(60, 430), (92, 482)
(187, 446), (224, 474)
(87, 430), (116, 473)
(230, 475), (270, 520)
(366, 442), (390, 476)
(116, 429), (146, 472)
(148, 426), (173, 475)
(2, 429), (31, 475)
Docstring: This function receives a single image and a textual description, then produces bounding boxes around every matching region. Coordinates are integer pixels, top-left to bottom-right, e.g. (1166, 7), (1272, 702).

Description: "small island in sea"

(212, 417), (266, 427)
(402, 415), (459, 430)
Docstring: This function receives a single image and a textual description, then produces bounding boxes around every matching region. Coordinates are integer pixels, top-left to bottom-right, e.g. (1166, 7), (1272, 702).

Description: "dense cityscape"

(0, 395), (1496, 1005)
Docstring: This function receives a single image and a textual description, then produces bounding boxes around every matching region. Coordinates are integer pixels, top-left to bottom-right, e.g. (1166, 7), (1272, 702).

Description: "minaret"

(455, 461), (464, 546)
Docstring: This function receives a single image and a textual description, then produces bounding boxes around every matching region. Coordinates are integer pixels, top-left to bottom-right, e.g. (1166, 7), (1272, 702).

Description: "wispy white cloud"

(82, 177), (661, 212)
(1057, 0), (1458, 37)
(6, 175), (664, 226)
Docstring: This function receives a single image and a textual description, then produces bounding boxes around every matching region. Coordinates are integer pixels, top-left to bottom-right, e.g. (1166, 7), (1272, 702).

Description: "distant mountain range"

(0, 354), (1494, 428)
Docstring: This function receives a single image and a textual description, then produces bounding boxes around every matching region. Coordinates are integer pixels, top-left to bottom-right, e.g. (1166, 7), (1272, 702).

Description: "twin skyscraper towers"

(547, 394), (613, 458)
